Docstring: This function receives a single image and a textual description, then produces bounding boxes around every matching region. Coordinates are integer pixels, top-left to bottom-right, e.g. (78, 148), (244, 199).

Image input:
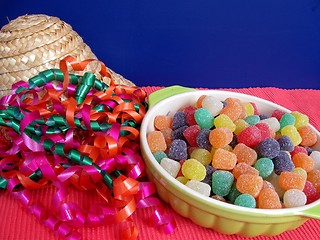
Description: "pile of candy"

(0, 56), (175, 240)
(147, 95), (320, 209)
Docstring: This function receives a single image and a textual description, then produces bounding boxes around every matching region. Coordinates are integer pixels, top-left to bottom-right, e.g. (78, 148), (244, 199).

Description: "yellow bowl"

(140, 86), (320, 237)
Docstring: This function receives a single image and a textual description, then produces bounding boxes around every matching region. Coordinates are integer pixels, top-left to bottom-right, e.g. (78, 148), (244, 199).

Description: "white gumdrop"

(202, 96), (224, 116)
(160, 157), (181, 178)
(310, 151), (320, 170)
(260, 117), (280, 132)
(185, 180), (211, 197)
(283, 189), (307, 208)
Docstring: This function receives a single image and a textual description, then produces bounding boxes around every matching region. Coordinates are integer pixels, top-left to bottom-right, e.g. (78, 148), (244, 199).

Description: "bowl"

(140, 85), (320, 237)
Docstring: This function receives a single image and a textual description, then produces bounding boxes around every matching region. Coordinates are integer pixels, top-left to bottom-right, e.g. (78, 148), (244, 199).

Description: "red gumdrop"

(184, 105), (197, 126)
(272, 109), (286, 121)
(177, 160), (186, 177)
(255, 122), (271, 141)
(290, 146), (308, 157)
(237, 125), (262, 147)
(250, 102), (260, 115)
(183, 125), (201, 147)
(303, 180), (320, 204)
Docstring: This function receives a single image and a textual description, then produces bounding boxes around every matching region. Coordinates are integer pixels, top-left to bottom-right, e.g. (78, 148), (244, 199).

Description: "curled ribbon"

(0, 56), (175, 239)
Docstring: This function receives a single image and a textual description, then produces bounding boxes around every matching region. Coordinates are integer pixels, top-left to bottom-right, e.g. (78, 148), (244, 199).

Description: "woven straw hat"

(0, 14), (134, 97)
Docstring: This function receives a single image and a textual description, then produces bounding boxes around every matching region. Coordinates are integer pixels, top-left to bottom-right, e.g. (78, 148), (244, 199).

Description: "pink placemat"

(0, 86), (319, 240)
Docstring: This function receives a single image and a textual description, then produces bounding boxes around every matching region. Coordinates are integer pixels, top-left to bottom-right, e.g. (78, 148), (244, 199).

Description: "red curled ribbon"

(0, 56), (176, 240)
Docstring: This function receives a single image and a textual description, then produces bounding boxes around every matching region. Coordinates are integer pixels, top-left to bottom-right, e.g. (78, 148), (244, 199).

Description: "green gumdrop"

(227, 182), (242, 203)
(279, 113), (295, 131)
(234, 194), (256, 208)
(153, 151), (168, 163)
(194, 108), (214, 129)
(244, 115), (260, 126)
(254, 157), (274, 179)
(212, 170), (234, 197)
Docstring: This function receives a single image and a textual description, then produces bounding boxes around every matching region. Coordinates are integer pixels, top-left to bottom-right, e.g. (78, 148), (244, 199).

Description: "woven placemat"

(0, 14), (134, 97)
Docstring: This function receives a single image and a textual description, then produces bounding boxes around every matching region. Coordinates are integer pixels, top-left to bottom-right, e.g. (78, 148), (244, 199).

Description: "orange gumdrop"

(220, 98), (243, 122)
(209, 128), (233, 149)
(278, 171), (306, 190)
(196, 95), (207, 108)
(212, 148), (237, 170)
(298, 125), (318, 147)
(236, 174), (263, 198)
(232, 162), (259, 179)
(147, 131), (167, 153)
(154, 115), (173, 130)
(160, 128), (173, 145)
(258, 188), (282, 209)
(307, 169), (320, 192)
(233, 143), (257, 166)
(292, 152), (315, 173)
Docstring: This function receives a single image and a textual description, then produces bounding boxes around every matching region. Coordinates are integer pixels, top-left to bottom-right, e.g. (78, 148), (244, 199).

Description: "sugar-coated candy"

(310, 151), (320, 170)
(182, 159), (206, 181)
(168, 139), (188, 161)
(209, 128), (233, 149)
(196, 129), (212, 149)
(147, 131), (167, 153)
(154, 115), (173, 130)
(305, 146), (314, 155)
(212, 170), (234, 196)
(256, 138), (280, 159)
(186, 180), (211, 197)
(212, 148), (237, 170)
(172, 126), (188, 140)
(298, 126), (317, 147)
(160, 127), (173, 145)
(190, 148), (212, 166)
(292, 153), (314, 173)
(266, 172), (285, 197)
(183, 105), (198, 126)
(233, 143), (257, 166)
(202, 95), (224, 116)
(196, 95), (207, 108)
(214, 114), (236, 132)
(260, 117), (280, 132)
(153, 151), (168, 163)
(244, 115), (260, 126)
(194, 108), (214, 129)
(227, 183), (242, 203)
(307, 169), (320, 192)
(303, 180), (320, 204)
(290, 146), (308, 157)
(279, 113), (296, 131)
(234, 194), (256, 208)
(172, 111), (187, 130)
(232, 162), (259, 179)
(242, 102), (255, 116)
(283, 189), (307, 208)
(176, 176), (189, 184)
(281, 125), (302, 146)
(237, 125), (262, 147)
(291, 111), (309, 129)
(272, 151), (294, 175)
(292, 167), (308, 180)
(229, 134), (238, 148)
(255, 122), (272, 141)
(183, 125), (201, 147)
(220, 98), (243, 122)
(277, 135), (294, 152)
(160, 157), (181, 178)
(272, 109), (286, 121)
(234, 119), (249, 135)
(254, 157), (274, 179)
(201, 165), (216, 185)
(262, 180), (275, 190)
(250, 102), (260, 115)
(258, 188), (282, 209)
(236, 174), (263, 198)
(279, 171), (306, 190)
(259, 114), (269, 120)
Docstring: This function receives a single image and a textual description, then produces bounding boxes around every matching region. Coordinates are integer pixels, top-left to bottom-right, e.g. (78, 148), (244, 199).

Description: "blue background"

(1, 0), (320, 89)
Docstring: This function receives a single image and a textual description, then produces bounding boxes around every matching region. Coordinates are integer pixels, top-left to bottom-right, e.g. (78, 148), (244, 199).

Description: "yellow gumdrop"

(182, 159), (206, 181)
(291, 111), (309, 130)
(190, 148), (212, 166)
(176, 176), (189, 184)
(292, 167), (308, 180)
(234, 119), (250, 135)
(242, 102), (255, 117)
(214, 114), (236, 132)
(281, 125), (302, 146)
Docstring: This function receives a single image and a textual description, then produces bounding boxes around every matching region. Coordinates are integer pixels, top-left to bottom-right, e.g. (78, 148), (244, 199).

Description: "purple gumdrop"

(201, 165), (216, 186)
(256, 137), (280, 159)
(172, 112), (187, 130)
(172, 126), (188, 141)
(272, 151), (295, 175)
(168, 139), (188, 161)
(196, 129), (212, 149)
(277, 135), (294, 152)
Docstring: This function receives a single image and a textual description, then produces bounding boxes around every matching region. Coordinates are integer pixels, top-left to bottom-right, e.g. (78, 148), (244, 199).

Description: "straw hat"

(0, 14), (134, 97)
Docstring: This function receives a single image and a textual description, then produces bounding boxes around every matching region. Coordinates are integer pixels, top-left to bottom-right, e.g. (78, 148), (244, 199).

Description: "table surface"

(1, 86), (320, 240)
